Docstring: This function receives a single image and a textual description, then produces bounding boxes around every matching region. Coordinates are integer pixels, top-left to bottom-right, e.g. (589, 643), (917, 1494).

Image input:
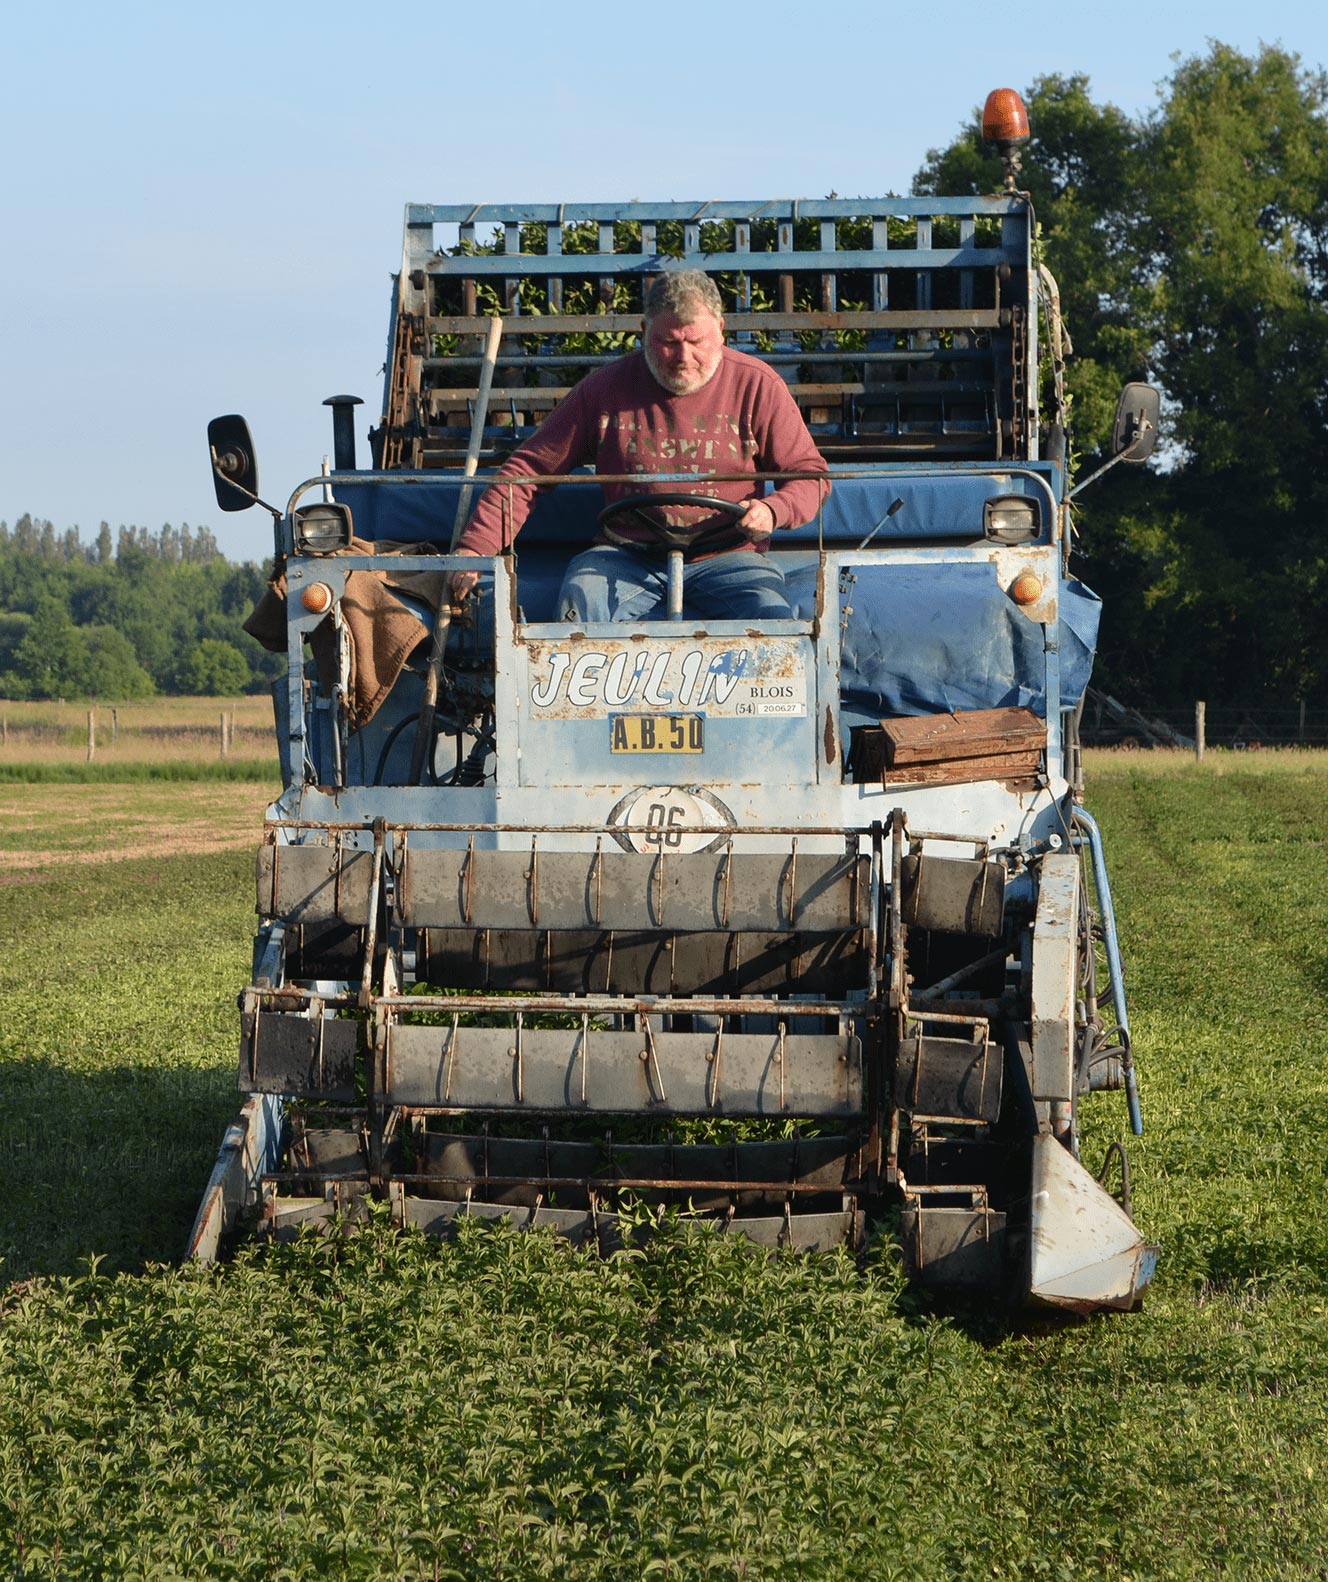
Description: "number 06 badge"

(605, 786), (736, 854)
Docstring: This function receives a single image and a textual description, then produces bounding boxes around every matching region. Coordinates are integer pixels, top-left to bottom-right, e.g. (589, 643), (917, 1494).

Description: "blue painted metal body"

(194, 191), (1152, 1306)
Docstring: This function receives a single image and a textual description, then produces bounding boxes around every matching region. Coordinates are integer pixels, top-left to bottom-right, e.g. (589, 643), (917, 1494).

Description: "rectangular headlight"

(293, 503), (354, 555)
(983, 496), (1040, 544)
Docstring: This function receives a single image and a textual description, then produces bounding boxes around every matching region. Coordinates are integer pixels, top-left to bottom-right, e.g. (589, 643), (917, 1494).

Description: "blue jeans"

(557, 546), (790, 622)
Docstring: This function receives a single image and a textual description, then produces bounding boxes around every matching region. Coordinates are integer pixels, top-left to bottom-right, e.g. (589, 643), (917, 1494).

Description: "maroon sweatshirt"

(456, 346), (829, 557)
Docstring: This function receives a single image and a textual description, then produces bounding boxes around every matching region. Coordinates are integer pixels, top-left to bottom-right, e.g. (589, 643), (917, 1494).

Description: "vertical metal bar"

(707, 1021), (723, 1109)
(777, 1020), (787, 1111)
(358, 823), (386, 1009)
(733, 221), (752, 346)
(640, 1013), (667, 1104)
(667, 549), (684, 620)
(527, 835), (539, 927)
(819, 219), (837, 315)
(1073, 809), (1142, 1136)
(547, 220), (562, 314)
(887, 812), (905, 1011)
(598, 221), (615, 308)
(443, 1014), (458, 1103)
(867, 823), (883, 1003)
(958, 214), (975, 309)
(785, 836), (799, 927)
(514, 1011), (524, 1103)
(462, 834), (475, 925)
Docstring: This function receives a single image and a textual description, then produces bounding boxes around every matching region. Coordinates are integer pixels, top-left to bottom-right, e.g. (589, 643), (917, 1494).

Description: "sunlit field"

(1, 759), (1326, 1579)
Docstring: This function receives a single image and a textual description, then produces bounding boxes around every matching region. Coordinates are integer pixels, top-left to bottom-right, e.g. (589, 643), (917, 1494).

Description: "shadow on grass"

(0, 1060), (239, 1284)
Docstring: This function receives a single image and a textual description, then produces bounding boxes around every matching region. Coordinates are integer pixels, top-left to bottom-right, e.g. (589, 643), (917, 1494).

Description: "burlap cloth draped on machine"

(243, 539), (448, 727)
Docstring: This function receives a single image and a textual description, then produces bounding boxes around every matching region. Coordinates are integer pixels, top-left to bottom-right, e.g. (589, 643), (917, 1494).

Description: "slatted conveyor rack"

(374, 197), (1038, 471)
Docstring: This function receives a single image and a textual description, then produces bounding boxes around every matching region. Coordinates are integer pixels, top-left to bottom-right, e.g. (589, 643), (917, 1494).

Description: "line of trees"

(916, 41), (1328, 707)
(0, 517), (277, 700)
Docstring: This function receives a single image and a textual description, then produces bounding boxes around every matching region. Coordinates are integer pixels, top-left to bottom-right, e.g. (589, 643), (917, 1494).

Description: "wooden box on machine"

(849, 706), (1046, 787)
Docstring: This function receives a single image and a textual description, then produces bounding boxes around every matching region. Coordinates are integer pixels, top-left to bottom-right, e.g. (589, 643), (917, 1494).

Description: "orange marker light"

(301, 582), (334, 614)
(1011, 572), (1043, 605)
(982, 88), (1030, 148)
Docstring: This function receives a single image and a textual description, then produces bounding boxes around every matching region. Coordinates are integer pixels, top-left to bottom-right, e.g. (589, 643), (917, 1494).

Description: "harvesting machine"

(192, 91), (1158, 1311)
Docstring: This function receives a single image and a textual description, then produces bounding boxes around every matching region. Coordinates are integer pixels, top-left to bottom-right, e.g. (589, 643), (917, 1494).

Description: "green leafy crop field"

(2, 757), (1326, 1580)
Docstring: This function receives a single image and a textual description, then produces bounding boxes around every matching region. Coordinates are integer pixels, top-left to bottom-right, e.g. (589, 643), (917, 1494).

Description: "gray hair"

(644, 269), (724, 324)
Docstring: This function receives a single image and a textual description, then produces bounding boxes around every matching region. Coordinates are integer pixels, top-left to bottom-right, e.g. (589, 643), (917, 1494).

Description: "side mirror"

(207, 414), (260, 512)
(1111, 384), (1160, 463)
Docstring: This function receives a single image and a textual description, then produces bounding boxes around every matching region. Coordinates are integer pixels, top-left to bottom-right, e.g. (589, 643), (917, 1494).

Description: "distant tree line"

(917, 41), (1328, 707)
(0, 516), (278, 700)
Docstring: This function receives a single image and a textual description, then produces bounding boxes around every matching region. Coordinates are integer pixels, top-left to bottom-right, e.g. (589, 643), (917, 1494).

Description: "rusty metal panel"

(186, 1093), (283, 1263)
(895, 1031), (1002, 1123)
(523, 635), (810, 720)
(403, 1196), (618, 1248)
(240, 1007), (360, 1100)
(899, 1204), (1007, 1288)
(401, 849), (868, 932)
(415, 926), (866, 997)
(415, 1132), (858, 1205)
(385, 1023), (862, 1117)
(257, 842), (374, 924)
(901, 854), (1005, 937)
(1030, 852), (1079, 1101)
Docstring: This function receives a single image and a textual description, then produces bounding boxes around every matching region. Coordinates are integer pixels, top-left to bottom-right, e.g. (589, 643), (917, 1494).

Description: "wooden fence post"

(111, 707), (118, 744)
(87, 709), (96, 763)
(1195, 701), (1206, 762)
(219, 711), (228, 759)
(1299, 699), (1306, 743)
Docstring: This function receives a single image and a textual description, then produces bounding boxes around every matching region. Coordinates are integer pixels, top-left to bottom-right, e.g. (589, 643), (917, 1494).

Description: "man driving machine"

(447, 270), (829, 620)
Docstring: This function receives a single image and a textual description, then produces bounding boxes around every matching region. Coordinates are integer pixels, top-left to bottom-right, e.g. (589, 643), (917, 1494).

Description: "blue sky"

(3, 0), (1325, 563)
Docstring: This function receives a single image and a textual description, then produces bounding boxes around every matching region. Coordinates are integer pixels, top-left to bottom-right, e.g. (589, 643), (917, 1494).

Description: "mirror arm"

(209, 447), (283, 521)
(1067, 419), (1155, 500)
(1067, 448), (1128, 500)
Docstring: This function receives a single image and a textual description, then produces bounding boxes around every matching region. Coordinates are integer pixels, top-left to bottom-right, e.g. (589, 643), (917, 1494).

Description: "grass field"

(1, 755), (1326, 1579)
(0, 696), (278, 780)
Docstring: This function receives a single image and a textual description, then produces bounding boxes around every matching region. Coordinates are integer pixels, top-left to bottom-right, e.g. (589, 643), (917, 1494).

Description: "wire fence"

(1080, 692), (1328, 750)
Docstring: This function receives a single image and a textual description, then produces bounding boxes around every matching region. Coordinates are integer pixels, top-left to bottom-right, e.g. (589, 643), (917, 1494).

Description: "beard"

(644, 344), (723, 396)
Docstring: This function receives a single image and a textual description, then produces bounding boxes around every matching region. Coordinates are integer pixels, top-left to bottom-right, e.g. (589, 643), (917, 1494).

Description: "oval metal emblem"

(606, 785), (736, 854)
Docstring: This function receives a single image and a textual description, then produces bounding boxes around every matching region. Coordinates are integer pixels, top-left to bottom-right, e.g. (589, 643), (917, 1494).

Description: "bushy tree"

(915, 43), (1328, 706)
(83, 625), (155, 699)
(174, 638), (251, 696)
(8, 597), (88, 699)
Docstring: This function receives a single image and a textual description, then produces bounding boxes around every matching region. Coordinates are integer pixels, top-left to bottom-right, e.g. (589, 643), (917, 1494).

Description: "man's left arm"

(737, 375), (831, 539)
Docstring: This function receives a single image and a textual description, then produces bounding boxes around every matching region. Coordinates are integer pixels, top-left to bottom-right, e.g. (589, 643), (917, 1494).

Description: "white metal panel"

(1030, 851), (1079, 1101)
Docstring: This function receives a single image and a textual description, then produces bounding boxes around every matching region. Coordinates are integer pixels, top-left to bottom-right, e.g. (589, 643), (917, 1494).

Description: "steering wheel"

(597, 492), (751, 555)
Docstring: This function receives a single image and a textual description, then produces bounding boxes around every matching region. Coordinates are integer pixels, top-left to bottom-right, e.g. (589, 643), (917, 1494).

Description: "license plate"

(609, 714), (704, 754)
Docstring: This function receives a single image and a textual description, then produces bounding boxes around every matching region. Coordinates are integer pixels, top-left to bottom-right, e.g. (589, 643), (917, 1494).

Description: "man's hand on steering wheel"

(736, 498), (776, 539)
(596, 492), (777, 555)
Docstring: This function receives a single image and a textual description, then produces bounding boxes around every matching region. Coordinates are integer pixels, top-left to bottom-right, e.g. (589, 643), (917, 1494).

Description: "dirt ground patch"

(0, 782), (273, 873)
